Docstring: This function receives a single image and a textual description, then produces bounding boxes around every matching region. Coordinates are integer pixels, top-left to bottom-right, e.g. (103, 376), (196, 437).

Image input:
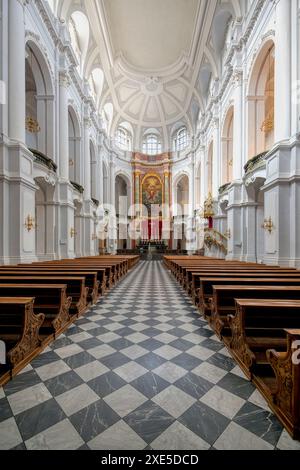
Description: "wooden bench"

(33, 262), (115, 289)
(227, 299), (300, 380)
(16, 264), (107, 303)
(0, 298), (45, 385)
(197, 277), (300, 316)
(0, 284), (72, 339)
(192, 271), (300, 306)
(0, 268), (101, 304)
(211, 285), (300, 339)
(187, 268), (298, 298)
(255, 329), (300, 439)
(0, 276), (88, 317)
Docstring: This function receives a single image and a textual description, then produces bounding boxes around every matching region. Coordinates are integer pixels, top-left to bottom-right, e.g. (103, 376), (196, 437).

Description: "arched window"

(173, 127), (189, 151)
(68, 12), (90, 77)
(116, 127), (131, 151)
(142, 134), (162, 155)
(69, 17), (81, 65)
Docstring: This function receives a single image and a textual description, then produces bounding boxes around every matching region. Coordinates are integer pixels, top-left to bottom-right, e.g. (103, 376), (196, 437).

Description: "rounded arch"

(68, 105), (82, 184)
(89, 67), (104, 108)
(247, 38), (275, 159)
(25, 39), (55, 159)
(115, 121), (133, 151)
(103, 102), (114, 135)
(247, 39), (275, 96)
(221, 105), (234, 184)
(172, 172), (190, 214)
(173, 173), (190, 251)
(69, 11), (90, 77)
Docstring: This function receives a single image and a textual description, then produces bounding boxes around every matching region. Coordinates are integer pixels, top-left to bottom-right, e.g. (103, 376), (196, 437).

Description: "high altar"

(132, 152), (172, 246)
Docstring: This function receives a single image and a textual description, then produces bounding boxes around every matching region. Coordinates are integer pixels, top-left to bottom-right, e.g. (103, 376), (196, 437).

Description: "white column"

(232, 70), (243, 179)
(212, 118), (220, 197)
(110, 158), (115, 208)
(190, 155), (195, 216)
(84, 118), (91, 200)
(8, 0), (26, 143)
(98, 134), (104, 203)
(59, 71), (70, 180)
(274, 0), (291, 142)
(200, 146), (206, 208)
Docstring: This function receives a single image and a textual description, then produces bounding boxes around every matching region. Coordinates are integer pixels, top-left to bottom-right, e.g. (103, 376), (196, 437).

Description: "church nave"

(0, 261), (298, 451)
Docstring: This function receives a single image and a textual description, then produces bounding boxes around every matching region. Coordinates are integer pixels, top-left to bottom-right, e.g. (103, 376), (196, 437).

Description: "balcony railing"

(70, 181), (84, 194)
(30, 148), (57, 173)
(244, 151), (267, 174)
(92, 198), (99, 206)
(218, 182), (231, 195)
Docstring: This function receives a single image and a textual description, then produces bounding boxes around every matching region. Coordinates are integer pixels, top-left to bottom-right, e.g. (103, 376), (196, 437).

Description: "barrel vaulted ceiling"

(53, 0), (243, 149)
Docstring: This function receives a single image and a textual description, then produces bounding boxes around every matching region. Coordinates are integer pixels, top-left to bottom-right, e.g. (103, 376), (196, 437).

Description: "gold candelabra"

(24, 214), (36, 232)
(262, 217), (275, 234)
(70, 228), (77, 238)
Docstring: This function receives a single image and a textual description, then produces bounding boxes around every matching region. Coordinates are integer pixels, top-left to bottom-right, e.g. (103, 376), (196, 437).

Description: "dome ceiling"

(85, 0), (211, 146)
(55, 0), (241, 149)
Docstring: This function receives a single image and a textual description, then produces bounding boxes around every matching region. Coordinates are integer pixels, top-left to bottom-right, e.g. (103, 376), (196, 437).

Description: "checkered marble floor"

(1, 261), (300, 451)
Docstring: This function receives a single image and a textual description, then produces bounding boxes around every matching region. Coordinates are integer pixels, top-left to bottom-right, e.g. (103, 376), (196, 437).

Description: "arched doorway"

(68, 106), (82, 186)
(25, 40), (55, 159)
(222, 106), (234, 185)
(247, 40), (275, 160)
(25, 40), (57, 260)
(175, 174), (189, 252)
(115, 175), (131, 250)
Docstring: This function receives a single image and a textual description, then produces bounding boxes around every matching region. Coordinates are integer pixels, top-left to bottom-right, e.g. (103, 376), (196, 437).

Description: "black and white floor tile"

(1, 261), (300, 450)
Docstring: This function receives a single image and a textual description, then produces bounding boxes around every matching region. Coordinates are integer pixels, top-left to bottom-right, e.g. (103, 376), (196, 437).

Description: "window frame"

(173, 126), (189, 152)
(142, 134), (162, 155)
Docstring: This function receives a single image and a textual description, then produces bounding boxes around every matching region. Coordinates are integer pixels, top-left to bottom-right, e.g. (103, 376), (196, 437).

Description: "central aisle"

(0, 262), (296, 450)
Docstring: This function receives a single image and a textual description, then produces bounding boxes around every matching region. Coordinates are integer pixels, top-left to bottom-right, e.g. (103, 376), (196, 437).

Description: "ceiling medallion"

(142, 77), (163, 96)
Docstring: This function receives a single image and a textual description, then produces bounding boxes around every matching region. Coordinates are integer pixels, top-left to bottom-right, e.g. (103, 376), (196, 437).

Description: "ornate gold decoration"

(24, 214), (36, 232)
(204, 229), (228, 254)
(70, 228), (77, 238)
(25, 117), (41, 134)
(262, 217), (275, 234)
(260, 114), (274, 133)
(202, 193), (215, 218)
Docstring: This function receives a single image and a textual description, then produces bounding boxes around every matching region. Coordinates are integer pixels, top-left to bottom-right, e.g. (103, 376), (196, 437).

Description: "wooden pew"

(0, 268), (101, 304)
(0, 276), (88, 317)
(256, 329), (300, 440)
(32, 262), (115, 289)
(187, 267), (298, 297)
(227, 299), (300, 380)
(0, 298), (45, 385)
(192, 271), (300, 306)
(196, 276), (300, 315)
(15, 263), (107, 303)
(211, 285), (300, 339)
(48, 258), (126, 281)
(0, 284), (72, 339)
